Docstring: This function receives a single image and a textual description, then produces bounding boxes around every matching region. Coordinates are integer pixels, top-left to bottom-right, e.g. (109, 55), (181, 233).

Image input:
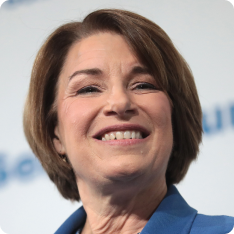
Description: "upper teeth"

(101, 131), (143, 141)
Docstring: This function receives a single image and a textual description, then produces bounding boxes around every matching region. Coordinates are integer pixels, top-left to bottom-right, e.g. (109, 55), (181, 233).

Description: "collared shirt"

(55, 185), (234, 234)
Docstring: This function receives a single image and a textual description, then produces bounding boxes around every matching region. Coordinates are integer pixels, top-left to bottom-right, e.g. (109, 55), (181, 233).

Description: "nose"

(103, 87), (136, 118)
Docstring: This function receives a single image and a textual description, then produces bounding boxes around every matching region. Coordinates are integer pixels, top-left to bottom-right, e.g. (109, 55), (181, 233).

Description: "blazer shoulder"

(190, 214), (234, 234)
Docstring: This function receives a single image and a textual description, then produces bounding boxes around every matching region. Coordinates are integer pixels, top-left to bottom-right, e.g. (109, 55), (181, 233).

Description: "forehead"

(73, 32), (133, 55)
(62, 32), (139, 72)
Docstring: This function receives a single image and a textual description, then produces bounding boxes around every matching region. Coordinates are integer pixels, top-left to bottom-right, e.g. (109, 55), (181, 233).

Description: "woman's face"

(53, 32), (173, 192)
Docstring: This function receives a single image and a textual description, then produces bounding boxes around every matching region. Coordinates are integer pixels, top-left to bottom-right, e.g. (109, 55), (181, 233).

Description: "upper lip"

(92, 124), (150, 139)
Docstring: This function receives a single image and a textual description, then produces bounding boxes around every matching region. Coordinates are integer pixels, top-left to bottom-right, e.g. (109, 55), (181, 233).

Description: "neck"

(78, 178), (167, 234)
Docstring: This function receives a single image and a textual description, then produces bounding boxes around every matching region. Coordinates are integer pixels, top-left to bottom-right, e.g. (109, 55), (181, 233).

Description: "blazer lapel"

(54, 206), (86, 234)
(141, 185), (197, 234)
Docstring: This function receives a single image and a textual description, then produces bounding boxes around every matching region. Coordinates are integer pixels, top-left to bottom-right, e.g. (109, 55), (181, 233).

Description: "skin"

(53, 32), (173, 234)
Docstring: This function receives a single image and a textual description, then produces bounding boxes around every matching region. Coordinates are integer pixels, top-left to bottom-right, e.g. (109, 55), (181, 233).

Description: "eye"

(134, 82), (157, 90)
(77, 86), (101, 95)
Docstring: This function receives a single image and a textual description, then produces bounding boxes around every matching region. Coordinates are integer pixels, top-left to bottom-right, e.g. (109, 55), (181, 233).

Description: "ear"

(53, 126), (66, 155)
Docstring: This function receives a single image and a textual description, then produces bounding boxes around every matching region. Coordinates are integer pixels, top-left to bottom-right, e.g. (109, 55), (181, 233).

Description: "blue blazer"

(55, 185), (234, 234)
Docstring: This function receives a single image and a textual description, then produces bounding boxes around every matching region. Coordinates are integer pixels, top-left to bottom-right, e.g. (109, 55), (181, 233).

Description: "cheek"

(58, 99), (99, 147)
(145, 95), (173, 160)
(57, 99), (101, 177)
(150, 107), (172, 131)
(140, 93), (172, 131)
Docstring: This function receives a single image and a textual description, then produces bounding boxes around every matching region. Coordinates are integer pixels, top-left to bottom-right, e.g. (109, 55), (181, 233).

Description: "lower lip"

(94, 137), (148, 146)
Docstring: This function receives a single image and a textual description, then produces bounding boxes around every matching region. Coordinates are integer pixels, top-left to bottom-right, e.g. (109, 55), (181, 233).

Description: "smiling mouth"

(93, 124), (150, 141)
(94, 129), (149, 142)
(100, 130), (147, 141)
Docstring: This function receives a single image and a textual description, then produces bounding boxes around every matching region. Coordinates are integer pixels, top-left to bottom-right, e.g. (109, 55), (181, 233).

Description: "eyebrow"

(68, 65), (150, 81)
(130, 65), (151, 75)
(69, 68), (102, 81)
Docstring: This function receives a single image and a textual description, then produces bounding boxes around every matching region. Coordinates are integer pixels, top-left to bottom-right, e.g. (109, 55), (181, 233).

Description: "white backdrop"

(0, 0), (234, 233)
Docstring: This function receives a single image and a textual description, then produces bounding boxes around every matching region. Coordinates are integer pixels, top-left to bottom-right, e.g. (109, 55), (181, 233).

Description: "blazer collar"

(55, 185), (197, 234)
(54, 206), (86, 234)
(141, 185), (197, 234)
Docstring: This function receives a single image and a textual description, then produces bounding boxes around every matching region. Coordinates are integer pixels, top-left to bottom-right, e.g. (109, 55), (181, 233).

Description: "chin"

(102, 162), (146, 184)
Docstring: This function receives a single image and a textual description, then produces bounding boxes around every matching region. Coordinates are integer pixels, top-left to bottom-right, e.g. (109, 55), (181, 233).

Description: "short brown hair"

(23, 9), (202, 201)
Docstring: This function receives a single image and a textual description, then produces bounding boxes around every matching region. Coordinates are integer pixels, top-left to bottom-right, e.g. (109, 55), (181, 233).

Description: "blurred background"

(0, 0), (234, 233)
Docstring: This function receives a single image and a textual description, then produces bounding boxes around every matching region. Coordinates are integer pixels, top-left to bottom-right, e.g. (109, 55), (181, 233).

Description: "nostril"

(125, 109), (135, 114)
(104, 110), (118, 116)
(104, 93), (133, 115)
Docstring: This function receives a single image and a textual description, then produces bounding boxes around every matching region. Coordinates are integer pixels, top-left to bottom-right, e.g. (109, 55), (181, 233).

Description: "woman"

(23, 9), (234, 234)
